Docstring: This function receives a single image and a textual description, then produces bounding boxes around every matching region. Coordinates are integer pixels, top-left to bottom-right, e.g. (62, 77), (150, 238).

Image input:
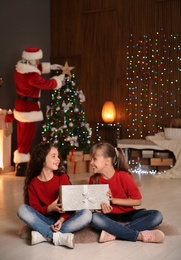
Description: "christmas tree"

(42, 61), (93, 160)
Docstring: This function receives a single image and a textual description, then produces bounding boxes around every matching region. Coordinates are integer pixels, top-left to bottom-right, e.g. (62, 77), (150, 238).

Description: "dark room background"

(0, 0), (51, 165)
(0, 0), (181, 167)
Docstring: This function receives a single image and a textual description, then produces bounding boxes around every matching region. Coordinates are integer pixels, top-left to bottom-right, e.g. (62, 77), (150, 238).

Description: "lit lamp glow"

(101, 101), (116, 123)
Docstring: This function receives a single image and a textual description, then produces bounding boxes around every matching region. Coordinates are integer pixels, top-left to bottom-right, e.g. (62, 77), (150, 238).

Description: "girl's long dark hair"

(90, 142), (131, 184)
(23, 142), (65, 204)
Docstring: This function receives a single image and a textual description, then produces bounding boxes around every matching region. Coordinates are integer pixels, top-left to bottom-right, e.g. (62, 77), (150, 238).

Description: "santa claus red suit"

(13, 47), (64, 176)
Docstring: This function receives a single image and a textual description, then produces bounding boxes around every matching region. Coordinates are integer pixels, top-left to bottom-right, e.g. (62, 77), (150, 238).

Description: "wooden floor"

(0, 171), (181, 260)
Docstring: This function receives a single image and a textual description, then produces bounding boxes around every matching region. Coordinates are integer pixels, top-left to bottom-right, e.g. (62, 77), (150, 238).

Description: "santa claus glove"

(59, 74), (65, 82)
(50, 64), (63, 70)
(51, 74), (65, 89)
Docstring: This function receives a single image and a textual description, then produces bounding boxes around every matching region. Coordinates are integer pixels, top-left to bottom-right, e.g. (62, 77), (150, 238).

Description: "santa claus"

(13, 46), (64, 176)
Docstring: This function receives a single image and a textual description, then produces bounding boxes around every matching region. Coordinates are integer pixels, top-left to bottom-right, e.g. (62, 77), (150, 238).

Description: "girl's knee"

(92, 212), (100, 224)
(152, 210), (163, 225)
(81, 209), (92, 223)
(17, 204), (28, 218)
(91, 213), (105, 229)
(156, 210), (163, 224)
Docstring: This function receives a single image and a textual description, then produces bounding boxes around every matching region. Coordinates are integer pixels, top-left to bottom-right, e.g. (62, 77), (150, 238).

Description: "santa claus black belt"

(18, 94), (39, 102)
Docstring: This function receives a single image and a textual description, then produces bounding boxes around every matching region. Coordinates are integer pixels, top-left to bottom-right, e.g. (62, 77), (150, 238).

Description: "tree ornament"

(69, 122), (74, 127)
(56, 106), (60, 111)
(78, 90), (86, 102)
(66, 136), (79, 147)
(74, 107), (79, 112)
(61, 61), (75, 77)
(62, 102), (72, 111)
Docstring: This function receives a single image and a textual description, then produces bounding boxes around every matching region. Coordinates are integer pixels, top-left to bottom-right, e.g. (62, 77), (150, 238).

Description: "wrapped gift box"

(150, 158), (173, 166)
(67, 153), (90, 162)
(67, 151), (91, 174)
(67, 161), (87, 174)
(154, 152), (169, 158)
(67, 154), (83, 162)
(130, 150), (141, 158)
(142, 150), (153, 158)
(59, 184), (110, 211)
(83, 154), (90, 161)
(137, 157), (149, 165)
(69, 150), (83, 156)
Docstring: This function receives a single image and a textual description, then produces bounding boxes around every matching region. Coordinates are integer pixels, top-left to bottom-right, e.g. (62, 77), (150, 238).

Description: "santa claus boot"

(15, 162), (27, 177)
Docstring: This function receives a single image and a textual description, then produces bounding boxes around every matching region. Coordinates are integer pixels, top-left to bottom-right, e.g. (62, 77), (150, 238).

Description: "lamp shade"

(101, 101), (116, 123)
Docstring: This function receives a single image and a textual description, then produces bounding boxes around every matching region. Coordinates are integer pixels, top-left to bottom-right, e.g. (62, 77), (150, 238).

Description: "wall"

(0, 0), (50, 164)
(50, 0), (181, 141)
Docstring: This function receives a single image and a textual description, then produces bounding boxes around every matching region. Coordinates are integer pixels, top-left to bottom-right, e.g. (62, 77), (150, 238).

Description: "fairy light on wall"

(126, 29), (181, 139)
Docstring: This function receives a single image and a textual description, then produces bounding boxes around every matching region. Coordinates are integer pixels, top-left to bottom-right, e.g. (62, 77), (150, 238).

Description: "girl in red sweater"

(89, 142), (165, 243)
(17, 142), (92, 249)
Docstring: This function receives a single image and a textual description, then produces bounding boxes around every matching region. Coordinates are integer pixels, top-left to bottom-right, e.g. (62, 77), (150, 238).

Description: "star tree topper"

(61, 61), (75, 77)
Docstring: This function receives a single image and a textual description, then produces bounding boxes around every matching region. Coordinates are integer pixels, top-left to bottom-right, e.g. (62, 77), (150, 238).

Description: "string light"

(126, 29), (181, 138)
(96, 123), (122, 145)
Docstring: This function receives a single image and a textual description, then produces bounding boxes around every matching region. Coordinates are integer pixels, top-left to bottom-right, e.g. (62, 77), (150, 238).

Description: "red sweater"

(89, 171), (142, 214)
(14, 62), (58, 122)
(28, 173), (71, 221)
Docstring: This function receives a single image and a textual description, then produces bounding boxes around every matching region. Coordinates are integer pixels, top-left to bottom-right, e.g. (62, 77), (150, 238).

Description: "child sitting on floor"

(89, 142), (165, 243)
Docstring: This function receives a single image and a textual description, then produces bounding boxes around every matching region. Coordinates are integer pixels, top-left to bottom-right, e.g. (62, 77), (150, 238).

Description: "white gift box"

(59, 184), (110, 211)
(142, 150), (154, 158)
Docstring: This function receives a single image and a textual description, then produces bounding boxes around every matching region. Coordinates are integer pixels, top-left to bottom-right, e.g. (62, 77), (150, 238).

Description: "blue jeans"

(91, 209), (163, 242)
(17, 204), (92, 239)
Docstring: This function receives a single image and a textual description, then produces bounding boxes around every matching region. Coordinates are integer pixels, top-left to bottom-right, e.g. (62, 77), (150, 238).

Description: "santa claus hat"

(22, 47), (43, 60)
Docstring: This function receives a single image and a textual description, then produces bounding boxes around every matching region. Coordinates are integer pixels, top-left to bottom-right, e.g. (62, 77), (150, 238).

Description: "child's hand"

(107, 189), (113, 201)
(101, 202), (113, 214)
(48, 198), (64, 213)
(51, 219), (63, 231)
